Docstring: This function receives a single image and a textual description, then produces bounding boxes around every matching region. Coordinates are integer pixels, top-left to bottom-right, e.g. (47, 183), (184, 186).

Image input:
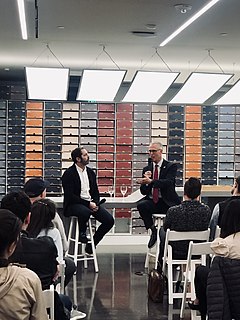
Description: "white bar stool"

(144, 213), (165, 270)
(66, 216), (99, 273)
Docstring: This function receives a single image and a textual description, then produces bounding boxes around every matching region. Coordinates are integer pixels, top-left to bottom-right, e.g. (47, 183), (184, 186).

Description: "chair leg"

(88, 219), (99, 273)
(74, 218), (79, 266)
(168, 264), (174, 304)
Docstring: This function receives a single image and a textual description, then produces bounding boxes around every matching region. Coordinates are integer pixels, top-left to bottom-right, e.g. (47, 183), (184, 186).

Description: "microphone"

(96, 198), (106, 206)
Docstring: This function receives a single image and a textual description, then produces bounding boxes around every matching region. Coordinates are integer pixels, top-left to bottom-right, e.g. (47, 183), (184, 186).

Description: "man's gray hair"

(150, 142), (163, 150)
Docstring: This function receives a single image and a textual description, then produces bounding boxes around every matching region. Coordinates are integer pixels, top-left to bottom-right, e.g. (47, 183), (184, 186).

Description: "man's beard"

(81, 157), (89, 165)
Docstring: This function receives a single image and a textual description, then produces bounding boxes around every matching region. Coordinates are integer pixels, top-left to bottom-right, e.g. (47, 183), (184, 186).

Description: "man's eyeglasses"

(149, 149), (160, 153)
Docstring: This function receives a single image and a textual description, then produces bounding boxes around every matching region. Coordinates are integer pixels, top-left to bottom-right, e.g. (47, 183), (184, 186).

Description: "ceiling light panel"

(77, 70), (126, 102)
(169, 72), (233, 104)
(122, 71), (179, 103)
(26, 67), (69, 100)
(213, 79), (240, 105)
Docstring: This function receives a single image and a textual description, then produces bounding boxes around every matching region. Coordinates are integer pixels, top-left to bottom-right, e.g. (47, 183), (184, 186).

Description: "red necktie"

(153, 164), (159, 204)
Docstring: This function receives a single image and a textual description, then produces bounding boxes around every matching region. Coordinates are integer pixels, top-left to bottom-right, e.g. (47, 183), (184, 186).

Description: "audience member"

(24, 177), (76, 287)
(1, 191), (58, 289)
(27, 198), (75, 286)
(0, 208), (48, 320)
(189, 199), (240, 319)
(1, 191), (86, 320)
(160, 177), (211, 262)
(61, 147), (114, 255)
(24, 177), (68, 253)
(137, 141), (180, 249)
(209, 175), (240, 240)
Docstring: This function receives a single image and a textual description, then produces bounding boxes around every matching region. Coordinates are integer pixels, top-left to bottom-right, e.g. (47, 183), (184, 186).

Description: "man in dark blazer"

(61, 147), (114, 255)
(137, 141), (180, 248)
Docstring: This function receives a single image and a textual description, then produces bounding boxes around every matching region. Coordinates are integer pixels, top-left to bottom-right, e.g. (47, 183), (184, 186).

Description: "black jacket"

(207, 256), (240, 320)
(9, 231), (58, 290)
(61, 164), (100, 215)
(140, 159), (180, 207)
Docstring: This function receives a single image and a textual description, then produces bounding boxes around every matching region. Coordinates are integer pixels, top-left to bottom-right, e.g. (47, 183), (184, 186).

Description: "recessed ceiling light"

(145, 24), (156, 30)
(220, 32), (228, 36)
(4, 68), (10, 71)
(57, 26), (65, 29)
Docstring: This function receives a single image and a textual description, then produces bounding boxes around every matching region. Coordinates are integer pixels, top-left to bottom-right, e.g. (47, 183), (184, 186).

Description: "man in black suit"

(61, 147), (114, 255)
(137, 141), (180, 248)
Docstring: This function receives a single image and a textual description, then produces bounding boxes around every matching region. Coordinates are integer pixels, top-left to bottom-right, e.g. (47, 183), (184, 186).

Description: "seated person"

(1, 191), (86, 320)
(137, 141), (180, 249)
(24, 178), (69, 254)
(189, 199), (240, 319)
(159, 177), (211, 265)
(61, 147), (114, 255)
(27, 199), (65, 272)
(24, 178), (76, 287)
(209, 175), (240, 241)
(0, 208), (48, 320)
(1, 191), (58, 289)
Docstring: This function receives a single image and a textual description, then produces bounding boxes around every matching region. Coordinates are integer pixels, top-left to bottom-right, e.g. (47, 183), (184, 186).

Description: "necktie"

(153, 164), (159, 204)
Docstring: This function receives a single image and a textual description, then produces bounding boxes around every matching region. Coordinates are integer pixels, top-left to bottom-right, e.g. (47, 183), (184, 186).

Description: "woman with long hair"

(27, 199), (64, 263)
(0, 209), (48, 320)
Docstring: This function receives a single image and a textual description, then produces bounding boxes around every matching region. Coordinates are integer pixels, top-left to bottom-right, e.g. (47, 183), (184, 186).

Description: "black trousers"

(68, 203), (114, 246)
(194, 265), (210, 318)
(137, 198), (169, 229)
(64, 257), (76, 287)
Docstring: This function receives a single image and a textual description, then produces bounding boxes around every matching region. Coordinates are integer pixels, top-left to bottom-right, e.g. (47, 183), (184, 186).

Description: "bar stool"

(144, 213), (165, 269)
(66, 216), (99, 273)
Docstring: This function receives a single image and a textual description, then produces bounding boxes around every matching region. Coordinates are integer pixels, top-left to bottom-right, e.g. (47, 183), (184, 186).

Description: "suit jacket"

(140, 159), (180, 207)
(61, 164), (100, 215)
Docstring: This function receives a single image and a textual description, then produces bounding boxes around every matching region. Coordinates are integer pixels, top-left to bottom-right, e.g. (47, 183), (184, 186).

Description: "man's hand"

(89, 201), (98, 212)
(52, 264), (60, 282)
(136, 177), (153, 185)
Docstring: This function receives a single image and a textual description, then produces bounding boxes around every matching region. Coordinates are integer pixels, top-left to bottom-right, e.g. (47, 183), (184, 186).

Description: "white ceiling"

(0, 0), (240, 86)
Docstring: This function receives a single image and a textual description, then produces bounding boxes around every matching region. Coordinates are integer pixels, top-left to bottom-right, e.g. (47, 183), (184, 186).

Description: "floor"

(65, 248), (193, 320)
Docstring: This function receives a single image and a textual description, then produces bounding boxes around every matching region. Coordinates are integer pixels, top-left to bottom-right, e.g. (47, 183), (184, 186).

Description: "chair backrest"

(162, 228), (210, 274)
(43, 285), (55, 320)
(214, 225), (221, 239)
(180, 240), (213, 318)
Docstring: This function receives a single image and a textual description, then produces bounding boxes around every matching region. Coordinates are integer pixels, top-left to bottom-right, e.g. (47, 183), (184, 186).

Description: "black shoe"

(188, 301), (200, 311)
(79, 232), (90, 244)
(148, 227), (157, 248)
(85, 243), (93, 255)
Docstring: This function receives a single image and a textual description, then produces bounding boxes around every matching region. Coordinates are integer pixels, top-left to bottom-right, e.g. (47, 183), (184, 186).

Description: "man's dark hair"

(1, 191), (32, 223)
(0, 209), (22, 257)
(71, 147), (85, 163)
(235, 176), (240, 193)
(184, 177), (202, 200)
(221, 199), (240, 238)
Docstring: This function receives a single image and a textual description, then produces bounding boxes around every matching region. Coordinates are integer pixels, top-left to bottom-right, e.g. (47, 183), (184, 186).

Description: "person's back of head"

(184, 177), (202, 200)
(220, 199), (240, 238)
(1, 191), (31, 223)
(0, 209), (22, 264)
(27, 198), (56, 238)
(24, 177), (49, 200)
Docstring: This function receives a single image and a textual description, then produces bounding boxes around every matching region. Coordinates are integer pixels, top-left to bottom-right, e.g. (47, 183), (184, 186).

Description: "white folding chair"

(55, 261), (66, 294)
(43, 285), (55, 320)
(162, 228), (210, 304)
(145, 214), (165, 269)
(214, 225), (221, 239)
(180, 241), (214, 319)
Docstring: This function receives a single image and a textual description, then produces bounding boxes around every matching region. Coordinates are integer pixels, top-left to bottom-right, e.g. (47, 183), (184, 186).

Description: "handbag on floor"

(148, 269), (164, 303)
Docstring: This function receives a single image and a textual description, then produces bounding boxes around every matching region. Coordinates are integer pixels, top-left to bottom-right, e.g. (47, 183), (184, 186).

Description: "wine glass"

(108, 186), (114, 197)
(120, 185), (127, 197)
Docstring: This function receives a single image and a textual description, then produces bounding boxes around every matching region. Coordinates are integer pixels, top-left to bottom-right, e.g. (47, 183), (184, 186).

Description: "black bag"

(148, 269), (164, 303)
